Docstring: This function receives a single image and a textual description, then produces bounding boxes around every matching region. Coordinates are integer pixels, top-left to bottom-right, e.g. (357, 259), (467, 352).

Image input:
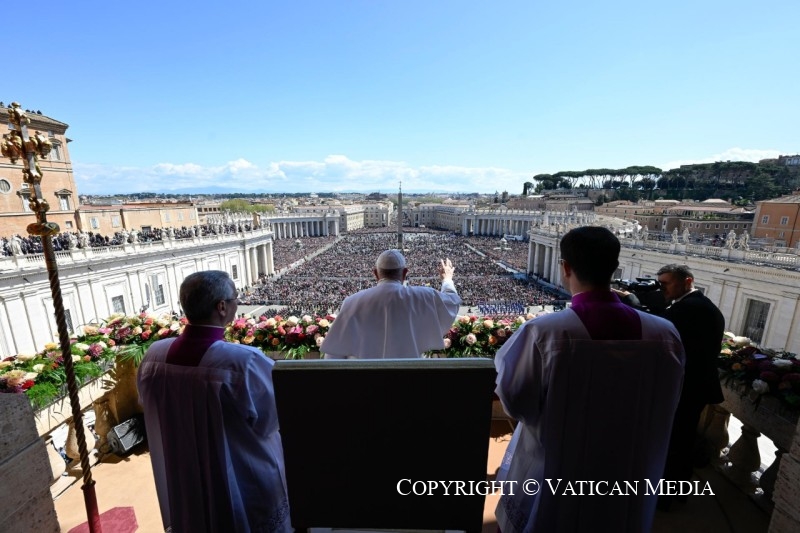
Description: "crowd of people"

(1, 223), (256, 257)
(242, 229), (562, 314)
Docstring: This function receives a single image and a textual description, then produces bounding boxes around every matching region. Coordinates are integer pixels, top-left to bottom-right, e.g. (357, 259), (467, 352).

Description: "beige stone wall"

(753, 202), (800, 247)
(0, 109), (78, 238)
(77, 204), (198, 233)
(0, 394), (60, 532)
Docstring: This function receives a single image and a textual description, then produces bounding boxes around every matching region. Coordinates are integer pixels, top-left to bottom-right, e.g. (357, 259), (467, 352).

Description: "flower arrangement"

(0, 330), (117, 409)
(429, 312), (550, 358)
(225, 314), (335, 359)
(0, 312), (186, 409)
(101, 312), (187, 365)
(718, 331), (800, 410)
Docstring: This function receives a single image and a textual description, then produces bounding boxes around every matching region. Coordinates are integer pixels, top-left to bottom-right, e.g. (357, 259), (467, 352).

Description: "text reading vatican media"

(396, 479), (714, 497)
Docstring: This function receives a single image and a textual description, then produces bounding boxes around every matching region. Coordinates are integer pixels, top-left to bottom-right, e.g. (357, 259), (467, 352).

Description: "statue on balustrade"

(739, 231), (750, 250)
(682, 228), (690, 245)
(10, 234), (23, 256)
(671, 228), (679, 243)
(160, 228), (168, 240)
(119, 229), (129, 243)
(67, 232), (78, 250)
(78, 232), (89, 248)
(726, 230), (737, 249)
(130, 229), (139, 243)
(168, 227), (175, 240)
(641, 226), (649, 241)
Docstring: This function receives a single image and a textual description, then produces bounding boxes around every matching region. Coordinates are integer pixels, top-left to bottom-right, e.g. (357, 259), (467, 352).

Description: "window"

(762, 215), (769, 224)
(65, 221), (73, 229)
(742, 299), (770, 343)
(232, 265), (239, 280)
(164, 212), (171, 223)
(49, 142), (62, 161)
(0, 179), (10, 193)
(111, 216), (121, 228)
(724, 224), (729, 229)
(781, 216), (789, 225)
(778, 231), (785, 238)
(64, 309), (74, 334)
(59, 196), (69, 210)
(112, 295), (125, 314)
(149, 274), (166, 306)
(90, 217), (99, 229)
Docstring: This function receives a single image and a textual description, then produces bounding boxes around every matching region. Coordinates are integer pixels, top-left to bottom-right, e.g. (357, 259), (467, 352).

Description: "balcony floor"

(53, 420), (771, 532)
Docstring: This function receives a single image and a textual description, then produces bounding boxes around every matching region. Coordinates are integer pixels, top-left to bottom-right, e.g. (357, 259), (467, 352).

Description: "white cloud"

(73, 156), (530, 195)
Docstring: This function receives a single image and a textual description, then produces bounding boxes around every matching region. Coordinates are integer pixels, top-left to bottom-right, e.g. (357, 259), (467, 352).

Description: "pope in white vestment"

(322, 250), (461, 359)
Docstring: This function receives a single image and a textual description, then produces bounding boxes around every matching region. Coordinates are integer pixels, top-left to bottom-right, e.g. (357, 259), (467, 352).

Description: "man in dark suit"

(656, 263), (725, 509)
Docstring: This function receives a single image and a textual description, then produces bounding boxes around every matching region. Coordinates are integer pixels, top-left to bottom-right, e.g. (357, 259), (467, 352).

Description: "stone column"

(543, 246), (552, 280)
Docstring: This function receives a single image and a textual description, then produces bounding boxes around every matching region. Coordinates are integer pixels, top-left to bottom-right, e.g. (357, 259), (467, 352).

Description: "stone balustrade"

(699, 377), (800, 532)
(0, 226), (274, 273)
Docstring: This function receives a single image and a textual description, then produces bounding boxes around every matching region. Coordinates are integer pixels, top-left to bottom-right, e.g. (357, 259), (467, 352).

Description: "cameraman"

(620, 264), (725, 510)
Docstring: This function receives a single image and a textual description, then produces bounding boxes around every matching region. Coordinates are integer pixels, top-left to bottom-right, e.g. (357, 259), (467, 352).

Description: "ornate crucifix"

(1, 102), (103, 532)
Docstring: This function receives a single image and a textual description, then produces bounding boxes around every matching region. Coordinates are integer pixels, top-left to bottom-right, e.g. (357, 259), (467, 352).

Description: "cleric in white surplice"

(322, 249), (461, 359)
(494, 227), (685, 533)
(138, 270), (292, 533)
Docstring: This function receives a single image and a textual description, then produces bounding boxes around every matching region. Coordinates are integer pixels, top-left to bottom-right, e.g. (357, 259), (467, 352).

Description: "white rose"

(515, 316), (526, 325)
(732, 336), (752, 347)
(315, 336), (325, 347)
(72, 355), (82, 363)
(24, 372), (37, 381)
(443, 338), (451, 349)
(169, 322), (180, 331)
(751, 379), (770, 394)
(773, 359), (793, 368)
(74, 343), (90, 353)
(483, 319), (494, 330)
(458, 315), (471, 325)
(302, 315), (313, 324)
(15, 354), (36, 362)
(265, 318), (277, 327)
(286, 316), (299, 327)
(318, 319), (330, 328)
(156, 318), (170, 328)
(465, 333), (477, 345)
(32, 364), (45, 372)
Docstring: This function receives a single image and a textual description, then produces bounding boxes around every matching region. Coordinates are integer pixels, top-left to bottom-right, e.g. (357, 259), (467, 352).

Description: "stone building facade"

(0, 107), (78, 237)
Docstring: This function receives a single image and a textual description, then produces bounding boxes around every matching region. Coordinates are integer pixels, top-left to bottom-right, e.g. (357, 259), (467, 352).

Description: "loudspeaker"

(107, 414), (146, 455)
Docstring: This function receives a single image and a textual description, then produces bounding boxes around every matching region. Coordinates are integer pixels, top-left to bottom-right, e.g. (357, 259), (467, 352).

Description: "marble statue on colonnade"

(739, 231), (749, 250)
(727, 230), (737, 249)
(682, 228), (690, 245)
(671, 228), (679, 243)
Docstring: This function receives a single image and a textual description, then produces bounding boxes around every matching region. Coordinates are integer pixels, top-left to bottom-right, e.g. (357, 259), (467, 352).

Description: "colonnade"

(528, 239), (562, 285)
(461, 210), (597, 238)
(244, 241), (274, 285)
(268, 216), (339, 240)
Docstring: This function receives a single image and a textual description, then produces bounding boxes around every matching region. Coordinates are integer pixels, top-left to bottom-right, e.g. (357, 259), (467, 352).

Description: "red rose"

(760, 371), (780, 383)
(21, 379), (35, 391)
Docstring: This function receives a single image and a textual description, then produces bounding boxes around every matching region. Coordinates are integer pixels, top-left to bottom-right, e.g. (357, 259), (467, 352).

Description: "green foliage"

(220, 199), (273, 214)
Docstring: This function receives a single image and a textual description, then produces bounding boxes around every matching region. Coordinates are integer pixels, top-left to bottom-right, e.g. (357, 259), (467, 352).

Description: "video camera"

(612, 278), (661, 293)
(612, 278), (666, 315)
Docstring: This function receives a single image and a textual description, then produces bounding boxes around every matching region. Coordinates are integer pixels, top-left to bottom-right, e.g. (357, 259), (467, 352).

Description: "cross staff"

(1, 102), (103, 533)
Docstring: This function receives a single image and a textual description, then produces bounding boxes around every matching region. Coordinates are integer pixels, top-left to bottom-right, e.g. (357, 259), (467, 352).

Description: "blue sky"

(6, 1), (799, 195)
